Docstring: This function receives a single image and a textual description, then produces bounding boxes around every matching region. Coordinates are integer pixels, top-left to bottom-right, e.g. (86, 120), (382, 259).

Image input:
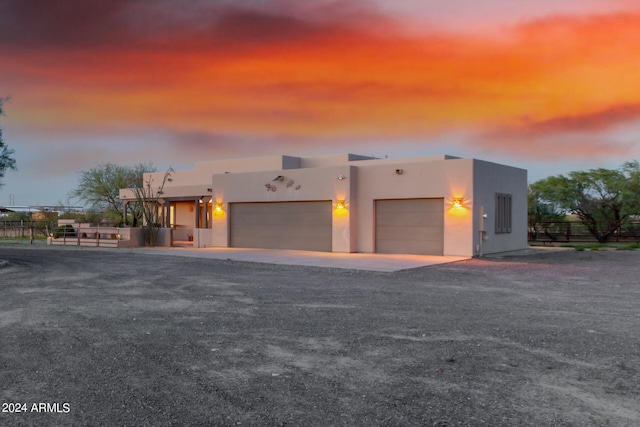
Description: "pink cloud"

(492, 104), (640, 138)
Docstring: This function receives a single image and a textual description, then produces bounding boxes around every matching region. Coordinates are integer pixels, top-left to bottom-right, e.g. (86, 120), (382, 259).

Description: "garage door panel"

(376, 225), (443, 241)
(375, 199), (444, 255)
(378, 239), (443, 255)
(235, 213), (327, 226)
(376, 212), (443, 227)
(230, 201), (332, 252)
(237, 225), (329, 240)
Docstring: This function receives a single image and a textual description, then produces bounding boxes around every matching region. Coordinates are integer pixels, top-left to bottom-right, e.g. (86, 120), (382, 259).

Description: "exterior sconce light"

(337, 174), (346, 180)
(336, 200), (346, 209)
(214, 202), (224, 213)
(452, 197), (464, 208)
(395, 169), (403, 175)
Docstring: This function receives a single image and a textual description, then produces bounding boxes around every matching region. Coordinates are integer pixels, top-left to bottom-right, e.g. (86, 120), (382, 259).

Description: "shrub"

(52, 225), (76, 238)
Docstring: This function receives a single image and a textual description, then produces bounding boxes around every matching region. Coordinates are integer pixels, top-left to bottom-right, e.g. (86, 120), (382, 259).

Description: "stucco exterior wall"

(194, 155), (301, 174)
(173, 201), (196, 240)
(472, 159), (528, 255)
(209, 157), (480, 256)
(299, 153), (373, 168)
(119, 153), (527, 256)
(353, 158), (475, 256)
(211, 165), (356, 252)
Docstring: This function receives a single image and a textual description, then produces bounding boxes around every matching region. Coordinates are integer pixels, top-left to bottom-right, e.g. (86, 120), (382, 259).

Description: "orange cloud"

(2, 2), (640, 161)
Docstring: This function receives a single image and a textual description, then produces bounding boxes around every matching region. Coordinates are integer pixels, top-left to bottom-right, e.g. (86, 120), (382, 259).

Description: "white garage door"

(230, 201), (332, 252)
(375, 198), (444, 255)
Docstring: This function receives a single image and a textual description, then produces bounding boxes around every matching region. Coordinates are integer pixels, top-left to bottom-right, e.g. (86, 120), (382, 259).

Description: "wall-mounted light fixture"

(336, 200), (346, 209)
(214, 202), (224, 214)
(395, 169), (403, 175)
(452, 197), (464, 208)
(337, 174), (346, 180)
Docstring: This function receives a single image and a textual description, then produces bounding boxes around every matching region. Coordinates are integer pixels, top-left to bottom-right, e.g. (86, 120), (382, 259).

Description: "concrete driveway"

(125, 246), (470, 271)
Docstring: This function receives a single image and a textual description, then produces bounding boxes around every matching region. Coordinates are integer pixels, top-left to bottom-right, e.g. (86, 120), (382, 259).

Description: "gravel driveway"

(1, 247), (639, 426)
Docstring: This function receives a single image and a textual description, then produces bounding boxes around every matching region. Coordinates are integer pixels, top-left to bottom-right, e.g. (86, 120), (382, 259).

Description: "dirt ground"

(0, 246), (639, 426)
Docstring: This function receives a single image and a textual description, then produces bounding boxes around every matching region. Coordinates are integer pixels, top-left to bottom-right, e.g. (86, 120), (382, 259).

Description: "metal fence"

(529, 220), (640, 243)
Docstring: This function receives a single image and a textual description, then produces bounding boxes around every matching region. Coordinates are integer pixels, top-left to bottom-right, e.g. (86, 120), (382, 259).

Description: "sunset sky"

(1, 0), (640, 207)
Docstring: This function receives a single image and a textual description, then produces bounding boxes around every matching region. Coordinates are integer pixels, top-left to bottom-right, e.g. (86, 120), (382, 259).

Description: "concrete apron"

(130, 247), (470, 272)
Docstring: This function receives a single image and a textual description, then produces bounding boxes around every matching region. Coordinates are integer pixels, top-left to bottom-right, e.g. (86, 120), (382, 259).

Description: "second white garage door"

(230, 201), (332, 252)
(375, 198), (444, 255)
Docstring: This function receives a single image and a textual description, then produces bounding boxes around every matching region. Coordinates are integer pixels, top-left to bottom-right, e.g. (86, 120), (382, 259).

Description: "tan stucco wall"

(120, 153), (527, 256)
(352, 157), (475, 256)
(208, 156), (480, 255)
(173, 201), (192, 228)
(120, 155), (303, 202)
(472, 159), (528, 255)
(194, 155), (301, 174)
(211, 165), (356, 252)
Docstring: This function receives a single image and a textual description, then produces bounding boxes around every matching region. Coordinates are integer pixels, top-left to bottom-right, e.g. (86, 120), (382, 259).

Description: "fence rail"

(0, 224), (51, 238)
(47, 225), (142, 248)
(529, 220), (640, 243)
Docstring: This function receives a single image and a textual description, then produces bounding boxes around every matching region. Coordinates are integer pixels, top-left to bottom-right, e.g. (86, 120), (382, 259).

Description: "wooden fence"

(529, 220), (640, 243)
(0, 222), (52, 238)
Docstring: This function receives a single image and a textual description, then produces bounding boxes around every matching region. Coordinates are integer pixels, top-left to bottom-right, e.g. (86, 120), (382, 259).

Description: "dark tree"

(530, 162), (640, 242)
(0, 97), (17, 187)
(527, 186), (566, 240)
(70, 163), (156, 225)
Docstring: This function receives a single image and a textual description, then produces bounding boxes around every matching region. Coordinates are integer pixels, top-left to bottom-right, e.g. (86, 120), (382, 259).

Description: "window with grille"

(495, 193), (512, 233)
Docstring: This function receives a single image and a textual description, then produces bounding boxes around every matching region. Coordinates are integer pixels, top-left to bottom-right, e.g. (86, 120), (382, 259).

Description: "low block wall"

(193, 228), (212, 248)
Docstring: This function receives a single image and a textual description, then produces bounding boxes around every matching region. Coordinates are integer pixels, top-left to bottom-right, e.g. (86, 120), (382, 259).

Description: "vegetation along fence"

(529, 220), (640, 243)
(0, 221), (54, 238)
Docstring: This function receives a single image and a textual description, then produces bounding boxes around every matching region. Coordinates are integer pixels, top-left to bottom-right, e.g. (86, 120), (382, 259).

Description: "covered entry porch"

(122, 195), (213, 247)
(159, 196), (213, 247)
